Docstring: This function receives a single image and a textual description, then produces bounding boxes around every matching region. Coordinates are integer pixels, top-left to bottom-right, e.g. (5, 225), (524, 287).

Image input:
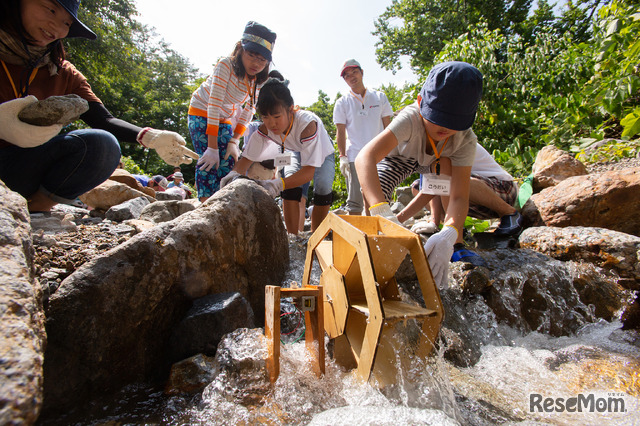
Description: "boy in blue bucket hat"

(356, 61), (494, 291)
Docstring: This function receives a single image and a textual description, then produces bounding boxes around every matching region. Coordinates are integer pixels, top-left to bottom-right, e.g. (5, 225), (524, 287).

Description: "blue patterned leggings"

(188, 116), (235, 198)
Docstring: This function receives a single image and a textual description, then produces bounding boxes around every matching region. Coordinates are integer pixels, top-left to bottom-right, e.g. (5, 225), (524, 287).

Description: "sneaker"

(493, 211), (523, 236)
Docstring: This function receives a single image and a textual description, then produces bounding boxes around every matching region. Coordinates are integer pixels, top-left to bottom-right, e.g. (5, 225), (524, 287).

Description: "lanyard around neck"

(279, 112), (295, 153)
(426, 131), (450, 175)
(243, 76), (257, 108)
(350, 89), (366, 109)
(1, 60), (38, 99)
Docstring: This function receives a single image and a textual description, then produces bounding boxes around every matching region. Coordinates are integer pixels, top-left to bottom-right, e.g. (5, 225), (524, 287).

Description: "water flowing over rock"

(482, 249), (594, 336)
(0, 182), (45, 425)
(42, 180), (288, 413)
(521, 168), (640, 236)
(169, 292), (255, 362)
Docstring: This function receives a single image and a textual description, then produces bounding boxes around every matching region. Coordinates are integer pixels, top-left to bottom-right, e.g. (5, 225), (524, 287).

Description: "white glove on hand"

(411, 220), (439, 235)
(220, 170), (242, 188)
(0, 96), (63, 147)
(257, 177), (284, 198)
(224, 138), (240, 162)
(137, 127), (199, 167)
(423, 225), (458, 291)
(196, 147), (220, 172)
(339, 156), (350, 180)
(369, 202), (401, 225)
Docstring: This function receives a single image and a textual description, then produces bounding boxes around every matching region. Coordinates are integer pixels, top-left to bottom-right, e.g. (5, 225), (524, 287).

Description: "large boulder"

(79, 179), (155, 211)
(519, 226), (640, 287)
(42, 180), (288, 413)
(0, 182), (46, 425)
(531, 145), (588, 191)
(521, 168), (640, 236)
(108, 168), (156, 198)
(139, 199), (199, 224)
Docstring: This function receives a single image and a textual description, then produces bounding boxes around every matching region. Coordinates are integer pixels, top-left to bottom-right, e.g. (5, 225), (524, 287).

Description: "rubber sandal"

(451, 244), (487, 267)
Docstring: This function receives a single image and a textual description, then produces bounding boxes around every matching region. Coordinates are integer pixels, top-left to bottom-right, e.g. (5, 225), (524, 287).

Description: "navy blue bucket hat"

(55, 0), (97, 40)
(241, 21), (276, 62)
(418, 61), (483, 131)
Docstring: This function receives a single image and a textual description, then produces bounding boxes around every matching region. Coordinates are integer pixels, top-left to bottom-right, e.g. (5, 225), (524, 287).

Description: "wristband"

(280, 177), (286, 190)
(444, 224), (459, 234)
(137, 127), (152, 146)
(369, 201), (388, 211)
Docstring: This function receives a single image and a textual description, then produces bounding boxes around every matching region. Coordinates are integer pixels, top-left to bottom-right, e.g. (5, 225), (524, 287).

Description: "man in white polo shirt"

(333, 59), (394, 215)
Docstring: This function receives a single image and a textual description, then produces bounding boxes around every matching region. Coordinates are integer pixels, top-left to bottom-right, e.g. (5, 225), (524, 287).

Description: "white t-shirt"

(387, 103), (477, 168)
(242, 109), (334, 167)
(333, 89), (393, 162)
(472, 143), (513, 181)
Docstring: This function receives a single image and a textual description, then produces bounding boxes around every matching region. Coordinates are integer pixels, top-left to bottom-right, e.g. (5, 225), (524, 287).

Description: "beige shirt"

(387, 102), (477, 168)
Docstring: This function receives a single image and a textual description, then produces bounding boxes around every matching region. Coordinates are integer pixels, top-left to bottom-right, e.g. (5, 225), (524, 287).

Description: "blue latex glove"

(423, 225), (458, 290)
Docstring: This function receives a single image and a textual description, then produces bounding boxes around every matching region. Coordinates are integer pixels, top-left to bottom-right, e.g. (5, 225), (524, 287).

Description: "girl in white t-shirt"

(223, 77), (335, 234)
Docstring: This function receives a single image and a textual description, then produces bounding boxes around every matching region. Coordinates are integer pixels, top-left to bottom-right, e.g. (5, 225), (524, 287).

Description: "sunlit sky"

(133, 0), (417, 106)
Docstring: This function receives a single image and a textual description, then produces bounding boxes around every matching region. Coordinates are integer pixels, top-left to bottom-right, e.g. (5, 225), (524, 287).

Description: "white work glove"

(224, 138), (240, 162)
(339, 156), (350, 180)
(196, 147), (220, 172)
(423, 225), (458, 291)
(256, 177), (284, 198)
(411, 219), (439, 235)
(0, 96), (63, 147)
(137, 127), (199, 167)
(369, 202), (401, 226)
(220, 170), (242, 188)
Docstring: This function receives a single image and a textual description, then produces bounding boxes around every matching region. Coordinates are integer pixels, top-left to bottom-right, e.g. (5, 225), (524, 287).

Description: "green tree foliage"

(304, 91), (347, 208)
(63, 0), (199, 181)
(375, 0), (639, 178)
(373, 0), (532, 72)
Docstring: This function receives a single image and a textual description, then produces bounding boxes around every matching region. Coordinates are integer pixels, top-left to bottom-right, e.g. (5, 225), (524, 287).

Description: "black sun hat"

(241, 21), (276, 62)
(54, 0), (97, 40)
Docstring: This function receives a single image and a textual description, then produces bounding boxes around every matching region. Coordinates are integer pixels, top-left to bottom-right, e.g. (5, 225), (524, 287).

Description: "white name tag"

(421, 173), (451, 196)
(358, 109), (368, 117)
(274, 152), (292, 166)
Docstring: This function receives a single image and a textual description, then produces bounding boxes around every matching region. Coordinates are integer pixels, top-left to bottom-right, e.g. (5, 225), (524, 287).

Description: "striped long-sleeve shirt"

(188, 57), (258, 140)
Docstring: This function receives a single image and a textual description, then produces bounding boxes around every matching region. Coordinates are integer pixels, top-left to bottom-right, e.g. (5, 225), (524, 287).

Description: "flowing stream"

(40, 237), (639, 425)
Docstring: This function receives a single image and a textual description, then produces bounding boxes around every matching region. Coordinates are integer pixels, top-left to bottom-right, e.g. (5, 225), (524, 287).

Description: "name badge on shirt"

(274, 152), (292, 167)
(421, 173), (451, 196)
(358, 109), (368, 117)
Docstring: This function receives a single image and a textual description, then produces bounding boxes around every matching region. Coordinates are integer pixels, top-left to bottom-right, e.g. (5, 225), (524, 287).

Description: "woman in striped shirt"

(188, 21), (276, 201)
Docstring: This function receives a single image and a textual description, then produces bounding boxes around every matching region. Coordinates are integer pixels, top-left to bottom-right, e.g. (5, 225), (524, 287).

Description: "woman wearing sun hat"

(0, 0), (198, 212)
(188, 21), (277, 201)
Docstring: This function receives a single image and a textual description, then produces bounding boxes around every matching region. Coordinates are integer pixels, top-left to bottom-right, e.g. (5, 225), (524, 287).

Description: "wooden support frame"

(302, 213), (444, 385)
(264, 285), (325, 384)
